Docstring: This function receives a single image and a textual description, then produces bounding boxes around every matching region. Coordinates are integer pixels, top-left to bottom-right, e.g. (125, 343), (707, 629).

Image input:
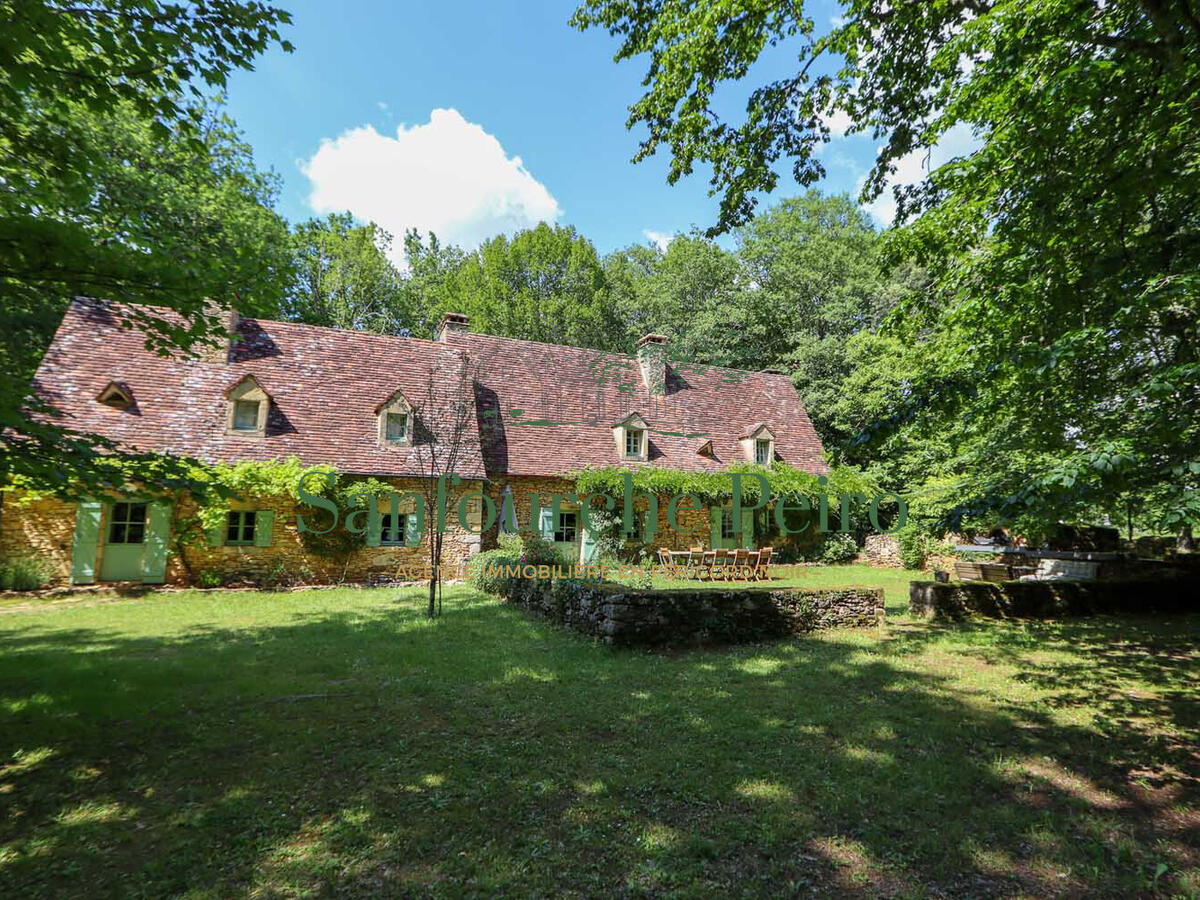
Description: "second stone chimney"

(437, 312), (470, 342)
(199, 300), (239, 363)
(636, 333), (668, 395)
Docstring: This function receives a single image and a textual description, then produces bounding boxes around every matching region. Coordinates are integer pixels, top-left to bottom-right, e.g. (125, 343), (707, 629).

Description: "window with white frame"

(625, 428), (643, 458)
(755, 438), (771, 464)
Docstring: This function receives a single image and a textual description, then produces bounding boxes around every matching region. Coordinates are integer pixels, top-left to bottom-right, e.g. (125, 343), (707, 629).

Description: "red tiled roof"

(447, 331), (827, 477)
(31, 301), (826, 480)
(31, 300), (487, 479)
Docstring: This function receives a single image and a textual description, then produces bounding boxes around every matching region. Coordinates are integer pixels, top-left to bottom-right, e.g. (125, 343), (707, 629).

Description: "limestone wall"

(0, 479), (486, 587)
(503, 577), (885, 647)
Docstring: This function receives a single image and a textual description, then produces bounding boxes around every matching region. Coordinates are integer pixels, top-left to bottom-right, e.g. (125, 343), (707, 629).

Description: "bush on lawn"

(808, 532), (858, 564)
(0, 556), (51, 591)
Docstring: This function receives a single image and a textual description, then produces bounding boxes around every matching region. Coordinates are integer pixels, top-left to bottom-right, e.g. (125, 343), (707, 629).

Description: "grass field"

(0, 565), (1197, 897)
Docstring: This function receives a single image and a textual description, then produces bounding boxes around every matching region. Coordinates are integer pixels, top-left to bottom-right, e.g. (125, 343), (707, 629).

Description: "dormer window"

(96, 381), (133, 411)
(739, 423), (775, 465)
(376, 390), (413, 448)
(225, 375), (269, 437)
(612, 413), (649, 462)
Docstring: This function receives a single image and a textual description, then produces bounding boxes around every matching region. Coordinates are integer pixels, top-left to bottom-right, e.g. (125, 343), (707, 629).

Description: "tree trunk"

(1178, 523), (1195, 552)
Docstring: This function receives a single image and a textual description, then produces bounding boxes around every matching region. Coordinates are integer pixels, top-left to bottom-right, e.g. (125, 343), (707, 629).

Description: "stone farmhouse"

(0, 300), (827, 585)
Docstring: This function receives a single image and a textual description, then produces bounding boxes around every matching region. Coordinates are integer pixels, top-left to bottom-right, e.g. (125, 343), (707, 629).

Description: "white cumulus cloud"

(643, 229), (673, 252)
(301, 108), (561, 265)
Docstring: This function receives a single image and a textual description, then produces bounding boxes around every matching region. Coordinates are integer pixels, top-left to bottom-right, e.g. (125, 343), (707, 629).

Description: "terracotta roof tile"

(31, 301), (826, 480)
(449, 331), (827, 477)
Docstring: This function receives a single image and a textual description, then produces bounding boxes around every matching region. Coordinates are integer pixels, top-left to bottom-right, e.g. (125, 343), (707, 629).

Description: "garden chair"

(711, 548), (730, 581)
(731, 548), (750, 580)
(700, 549), (717, 580)
(658, 547), (676, 579)
(754, 546), (773, 580)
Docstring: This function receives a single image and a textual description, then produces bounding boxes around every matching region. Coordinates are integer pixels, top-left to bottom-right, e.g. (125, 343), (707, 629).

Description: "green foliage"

(465, 548), (522, 595)
(896, 526), (927, 571)
(286, 213), (412, 334)
(0, 556), (50, 591)
(439, 222), (626, 351)
(809, 533), (858, 565)
(197, 570), (223, 589)
(3, 83), (293, 493)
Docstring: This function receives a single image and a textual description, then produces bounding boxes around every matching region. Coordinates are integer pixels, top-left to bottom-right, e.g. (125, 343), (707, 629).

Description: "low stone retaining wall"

(503, 578), (885, 647)
(910, 576), (1200, 621)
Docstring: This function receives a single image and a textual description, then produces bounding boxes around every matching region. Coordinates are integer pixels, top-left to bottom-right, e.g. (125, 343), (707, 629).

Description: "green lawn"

(0, 569), (1197, 897)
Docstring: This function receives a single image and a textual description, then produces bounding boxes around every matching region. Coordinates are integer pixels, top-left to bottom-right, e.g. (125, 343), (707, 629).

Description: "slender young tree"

(407, 353), (483, 618)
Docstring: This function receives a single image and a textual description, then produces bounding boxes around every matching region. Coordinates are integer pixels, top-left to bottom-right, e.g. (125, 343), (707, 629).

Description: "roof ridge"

(457, 331), (787, 380)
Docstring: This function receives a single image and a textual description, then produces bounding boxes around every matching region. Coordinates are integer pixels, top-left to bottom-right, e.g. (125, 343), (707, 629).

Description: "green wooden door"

(70, 500), (102, 584)
(142, 501), (172, 583)
(99, 501), (148, 581)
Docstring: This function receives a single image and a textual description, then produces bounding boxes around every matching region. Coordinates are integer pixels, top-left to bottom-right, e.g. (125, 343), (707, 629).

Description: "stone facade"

(0, 495), (79, 583)
(504, 576), (885, 647)
(860, 533), (902, 567)
(0, 478), (486, 587)
(482, 476), (728, 559)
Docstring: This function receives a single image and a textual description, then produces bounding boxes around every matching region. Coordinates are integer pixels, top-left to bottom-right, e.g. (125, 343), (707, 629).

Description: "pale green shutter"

(70, 500), (102, 584)
(366, 503), (381, 547)
(254, 510), (275, 547)
(709, 507), (721, 548)
(581, 524), (598, 563)
(206, 513), (225, 547)
(142, 501), (172, 583)
(539, 506), (555, 541)
(740, 509), (755, 549)
(405, 513), (421, 548)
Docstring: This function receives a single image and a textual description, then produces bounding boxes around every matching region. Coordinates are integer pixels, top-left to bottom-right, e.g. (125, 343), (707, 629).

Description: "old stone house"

(0, 300), (827, 585)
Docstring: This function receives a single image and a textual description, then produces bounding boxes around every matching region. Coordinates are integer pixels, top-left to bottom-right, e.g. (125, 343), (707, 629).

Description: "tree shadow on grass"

(0, 595), (1196, 897)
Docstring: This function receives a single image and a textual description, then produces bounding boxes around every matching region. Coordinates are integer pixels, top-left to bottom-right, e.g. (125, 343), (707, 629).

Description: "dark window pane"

(232, 400), (259, 431)
(129, 502), (147, 523)
(110, 522), (127, 544)
(226, 511), (240, 542)
(243, 511), (257, 543)
(125, 524), (144, 544)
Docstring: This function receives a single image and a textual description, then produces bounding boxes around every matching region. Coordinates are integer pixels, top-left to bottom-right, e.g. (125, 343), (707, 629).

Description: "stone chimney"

(437, 312), (470, 342)
(636, 333), (668, 395)
(199, 300), (239, 363)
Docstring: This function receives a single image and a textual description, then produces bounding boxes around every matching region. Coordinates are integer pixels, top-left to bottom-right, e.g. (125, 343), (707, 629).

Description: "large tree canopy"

(440, 222), (626, 351)
(1, 1), (292, 491)
(286, 214), (410, 335)
(574, 0), (1200, 532)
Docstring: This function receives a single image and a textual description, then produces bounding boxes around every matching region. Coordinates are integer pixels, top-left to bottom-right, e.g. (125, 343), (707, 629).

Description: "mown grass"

(0, 574), (1197, 897)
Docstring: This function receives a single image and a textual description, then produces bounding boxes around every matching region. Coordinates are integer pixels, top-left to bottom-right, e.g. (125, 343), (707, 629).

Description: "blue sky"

(224, 0), (906, 263)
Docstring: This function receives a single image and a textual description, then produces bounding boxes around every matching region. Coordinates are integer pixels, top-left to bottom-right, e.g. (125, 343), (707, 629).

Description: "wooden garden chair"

(754, 546), (773, 580)
(700, 549), (717, 580)
(731, 548), (751, 580)
(711, 548), (729, 581)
